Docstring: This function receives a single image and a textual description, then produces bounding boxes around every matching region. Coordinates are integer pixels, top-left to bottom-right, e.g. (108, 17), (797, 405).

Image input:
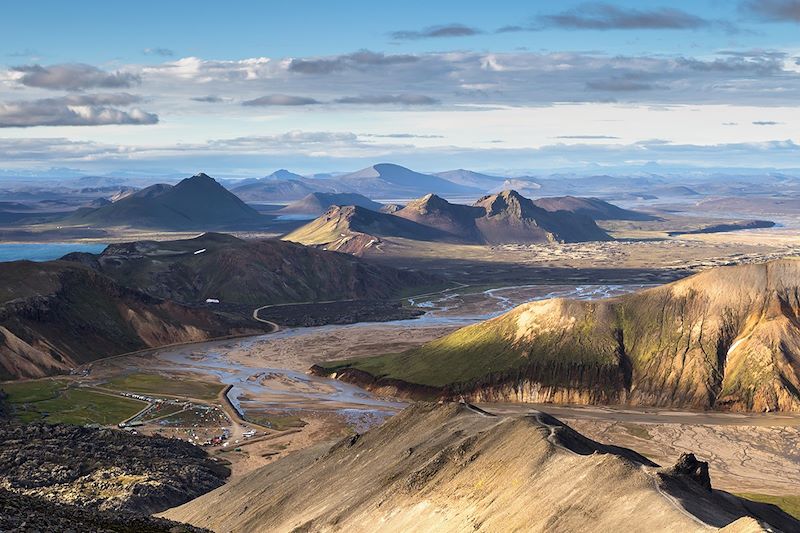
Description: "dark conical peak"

(411, 193), (449, 210)
(177, 173), (223, 189)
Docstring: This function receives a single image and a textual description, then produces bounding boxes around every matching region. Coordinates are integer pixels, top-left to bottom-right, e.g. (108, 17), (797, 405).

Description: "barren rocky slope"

(317, 258), (800, 412)
(162, 402), (796, 532)
(0, 489), (209, 533)
(283, 204), (453, 254)
(64, 232), (437, 306)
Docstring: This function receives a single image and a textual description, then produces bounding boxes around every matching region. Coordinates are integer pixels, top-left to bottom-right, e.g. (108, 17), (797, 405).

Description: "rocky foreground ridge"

(0, 422), (229, 515)
(163, 402), (797, 532)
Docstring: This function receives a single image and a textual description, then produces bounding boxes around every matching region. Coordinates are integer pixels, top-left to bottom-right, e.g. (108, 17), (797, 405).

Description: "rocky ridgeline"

(0, 423), (230, 515)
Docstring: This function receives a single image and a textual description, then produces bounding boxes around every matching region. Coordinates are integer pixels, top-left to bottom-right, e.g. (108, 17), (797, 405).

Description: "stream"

(149, 283), (648, 431)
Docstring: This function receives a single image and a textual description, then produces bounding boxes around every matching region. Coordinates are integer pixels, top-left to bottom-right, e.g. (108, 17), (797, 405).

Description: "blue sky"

(1, 0), (800, 176)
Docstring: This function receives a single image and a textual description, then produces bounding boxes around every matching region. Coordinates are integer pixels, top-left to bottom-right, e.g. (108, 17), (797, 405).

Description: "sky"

(1, 0), (800, 177)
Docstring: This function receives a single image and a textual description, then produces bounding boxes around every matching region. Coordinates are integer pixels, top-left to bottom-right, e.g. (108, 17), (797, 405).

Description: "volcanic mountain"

(279, 192), (383, 216)
(337, 163), (481, 196)
(393, 193), (486, 242)
(64, 173), (262, 229)
(532, 195), (658, 221)
(64, 232), (435, 306)
(282, 205), (453, 254)
(231, 169), (350, 202)
(315, 258), (800, 413)
(162, 402), (797, 532)
(472, 190), (612, 244)
(230, 178), (317, 202)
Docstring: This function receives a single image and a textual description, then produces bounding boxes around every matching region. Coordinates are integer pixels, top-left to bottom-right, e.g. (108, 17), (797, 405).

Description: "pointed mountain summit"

(472, 190), (611, 244)
(64, 173), (261, 229)
(394, 193), (485, 242)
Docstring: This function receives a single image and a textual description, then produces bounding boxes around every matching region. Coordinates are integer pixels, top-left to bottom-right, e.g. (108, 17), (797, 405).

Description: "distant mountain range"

(230, 164), (483, 202)
(64, 173), (263, 229)
(284, 190), (612, 254)
(316, 258), (800, 413)
(279, 192), (383, 215)
(531, 196), (659, 221)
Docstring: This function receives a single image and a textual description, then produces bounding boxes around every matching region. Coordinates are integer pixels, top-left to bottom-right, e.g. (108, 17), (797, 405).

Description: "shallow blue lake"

(0, 242), (108, 262)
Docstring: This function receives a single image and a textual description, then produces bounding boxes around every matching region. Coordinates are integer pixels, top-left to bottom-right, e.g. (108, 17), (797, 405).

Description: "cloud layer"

(0, 94), (158, 127)
(538, 3), (709, 30)
(10, 63), (140, 91)
(391, 24), (482, 40)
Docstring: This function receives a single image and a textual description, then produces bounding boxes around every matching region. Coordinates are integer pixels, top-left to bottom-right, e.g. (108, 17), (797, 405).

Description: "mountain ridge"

(162, 402), (797, 532)
(315, 258), (800, 412)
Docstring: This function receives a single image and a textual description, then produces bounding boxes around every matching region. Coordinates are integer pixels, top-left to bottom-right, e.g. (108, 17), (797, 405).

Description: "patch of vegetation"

(735, 493), (800, 521)
(319, 304), (619, 389)
(619, 423), (652, 440)
(249, 413), (307, 431)
(3, 379), (66, 404)
(104, 373), (224, 401)
(5, 381), (146, 425)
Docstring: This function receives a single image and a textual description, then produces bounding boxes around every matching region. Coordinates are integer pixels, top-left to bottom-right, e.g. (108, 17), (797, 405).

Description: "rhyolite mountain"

(279, 192), (383, 215)
(393, 193), (486, 242)
(315, 259), (800, 413)
(64, 173), (262, 229)
(472, 190), (611, 243)
(283, 205), (452, 254)
(392, 191), (613, 245)
(162, 402), (797, 532)
(63, 232), (436, 306)
(532, 196), (658, 221)
(285, 190), (611, 253)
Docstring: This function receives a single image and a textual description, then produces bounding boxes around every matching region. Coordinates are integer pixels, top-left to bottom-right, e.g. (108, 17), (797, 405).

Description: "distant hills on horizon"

(47, 168), (659, 235)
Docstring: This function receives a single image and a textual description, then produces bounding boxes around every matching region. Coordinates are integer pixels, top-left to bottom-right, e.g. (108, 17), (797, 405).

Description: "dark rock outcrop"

(0, 488), (209, 533)
(0, 422), (230, 514)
